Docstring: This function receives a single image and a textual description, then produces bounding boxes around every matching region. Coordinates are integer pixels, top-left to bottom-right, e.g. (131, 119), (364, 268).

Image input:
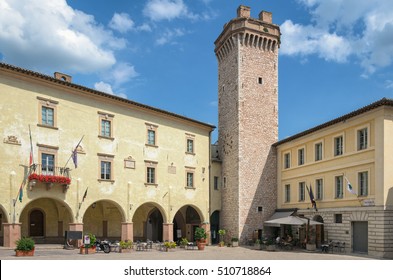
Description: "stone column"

(69, 223), (83, 248)
(121, 222), (133, 241)
(3, 223), (21, 248)
(162, 223), (174, 241)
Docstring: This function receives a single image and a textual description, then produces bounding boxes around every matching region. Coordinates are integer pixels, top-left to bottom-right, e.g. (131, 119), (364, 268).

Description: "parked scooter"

(95, 239), (110, 253)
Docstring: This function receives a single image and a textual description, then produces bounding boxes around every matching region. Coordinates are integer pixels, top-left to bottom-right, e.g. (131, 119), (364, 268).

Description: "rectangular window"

(358, 128), (368, 150)
(101, 161), (111, 180)
(334, 136), (343, 156)
(298, 148), (305, 166)
(42, 106), (54, 126)
(214, 176), (219, 190)
(298, 182), (305, 201)
(316, 179), (323, 200)
(187, 139), (194, 153)
(335, 214), (342, 223)
(147, 130), (156, 145)
(358, 171), (368, 196)
(38, 97), (58, 128)
(147, 167), (155, 184)
(315, 142), (323, 161)
(98, 112), (114, 139)
(285, 184), (290, 203)
(41, 153), (55, 175)
(335, 176), (343, 198)
(186, 172), (194, 188)
(101, 120), (111, 137)
(284, 153), (290, 169)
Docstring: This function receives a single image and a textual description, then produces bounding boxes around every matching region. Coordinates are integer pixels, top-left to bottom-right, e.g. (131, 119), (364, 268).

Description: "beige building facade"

(274, 99), (393, 258)
(1, 5), (392, 259)
(0, 62), (214, 247)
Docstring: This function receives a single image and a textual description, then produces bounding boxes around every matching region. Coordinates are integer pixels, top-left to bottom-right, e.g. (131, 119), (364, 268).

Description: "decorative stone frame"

(98, 111), (115, 140)
(145, 123), (158, 147)
(145, 160), (158, 187)
(97, 153), (115, 182)
(37, 96), (58, 129)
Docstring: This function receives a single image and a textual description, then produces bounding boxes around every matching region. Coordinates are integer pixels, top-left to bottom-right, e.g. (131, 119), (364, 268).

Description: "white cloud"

(156, 28), (185, 45)
(282, 0), (393, 74)
(109, 13), (135, 33)
(143, 0), (210, 22)
(143, 0), (188, 21)
(95, 81), (114, 94)
(0, 0), (125, 73)
(94, 81), (128, 99)
(110, 63), (139, 86)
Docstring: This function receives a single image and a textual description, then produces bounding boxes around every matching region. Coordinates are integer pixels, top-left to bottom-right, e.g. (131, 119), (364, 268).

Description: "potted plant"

(231, 237), (239, 247)
(254, 239), (262, 250)
(180, 238), (188, 248)
(119, 240), (133, 253)
(218, 229), (226, 247)
(163, 241), (176, 251)
(79, 233), (97, 254)
(15, 236), (35, 257)
(265, 238), (276, 251)
(194, 227), (207, 250)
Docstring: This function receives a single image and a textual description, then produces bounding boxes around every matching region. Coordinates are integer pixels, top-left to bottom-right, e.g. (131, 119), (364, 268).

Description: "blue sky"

(1, 0), (393, 142)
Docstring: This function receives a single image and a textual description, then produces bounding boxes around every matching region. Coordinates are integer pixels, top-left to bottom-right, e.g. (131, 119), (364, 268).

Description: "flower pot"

(120, 248), (132, 253)
(266, 245), (276, 251)
(197, 241), (206, 250)
(306, 243), (316, 251)
(79, 246), (96, 254)
(15, 248), (35, 257)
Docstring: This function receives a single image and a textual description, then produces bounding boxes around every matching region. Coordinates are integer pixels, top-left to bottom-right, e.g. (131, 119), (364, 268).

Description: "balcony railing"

(28, 164), (71, 192)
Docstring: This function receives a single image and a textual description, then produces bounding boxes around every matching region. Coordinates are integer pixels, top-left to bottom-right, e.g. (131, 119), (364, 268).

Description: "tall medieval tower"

(215, 6), (280, 243)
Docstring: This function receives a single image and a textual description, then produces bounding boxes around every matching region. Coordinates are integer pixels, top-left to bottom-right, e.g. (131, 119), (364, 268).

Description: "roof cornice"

(0, 62), (215, 131)
(273, 98), (393, 147)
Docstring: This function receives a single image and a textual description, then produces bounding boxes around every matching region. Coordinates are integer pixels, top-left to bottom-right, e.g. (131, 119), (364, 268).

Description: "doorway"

(352, 221), (368, 253)
(29, 209), (44, 236)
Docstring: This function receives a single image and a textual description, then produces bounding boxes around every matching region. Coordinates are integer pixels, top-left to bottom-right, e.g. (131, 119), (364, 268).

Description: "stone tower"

(215, 6), (280, 243)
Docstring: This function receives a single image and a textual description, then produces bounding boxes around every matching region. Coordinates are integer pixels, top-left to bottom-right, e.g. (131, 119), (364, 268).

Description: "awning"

(264, 215), (323, 227)
(264, 211), (295, 227)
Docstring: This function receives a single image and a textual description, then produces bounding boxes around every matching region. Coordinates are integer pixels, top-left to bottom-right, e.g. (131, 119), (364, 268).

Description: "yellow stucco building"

(274, 98), (393, 258)
(0, 62), (214, 247)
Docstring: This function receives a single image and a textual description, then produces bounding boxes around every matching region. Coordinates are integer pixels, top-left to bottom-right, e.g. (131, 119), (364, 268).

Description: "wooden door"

(30, 210), (44, 236)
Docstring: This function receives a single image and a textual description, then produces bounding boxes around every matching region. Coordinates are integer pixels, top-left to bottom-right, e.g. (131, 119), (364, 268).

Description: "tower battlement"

(214, 6), (280, 62)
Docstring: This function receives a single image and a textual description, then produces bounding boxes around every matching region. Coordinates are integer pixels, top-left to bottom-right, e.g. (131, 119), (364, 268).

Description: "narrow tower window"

(258, 77), (263, 84)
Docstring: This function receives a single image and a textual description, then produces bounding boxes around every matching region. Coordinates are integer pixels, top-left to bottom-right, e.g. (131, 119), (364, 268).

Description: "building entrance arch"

(173, 205), (202, 242)
(132, 203), (166, 242)
(83, 200), (123, 240)
(19, 197), (73, 244)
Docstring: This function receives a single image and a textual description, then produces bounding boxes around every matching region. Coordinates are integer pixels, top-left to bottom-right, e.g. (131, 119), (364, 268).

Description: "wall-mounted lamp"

(130, 204), (133, 210)
(92, 202), (97, 209)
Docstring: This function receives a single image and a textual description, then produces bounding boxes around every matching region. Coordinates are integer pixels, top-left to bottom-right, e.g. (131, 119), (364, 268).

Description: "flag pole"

(63, 135), (84, 170)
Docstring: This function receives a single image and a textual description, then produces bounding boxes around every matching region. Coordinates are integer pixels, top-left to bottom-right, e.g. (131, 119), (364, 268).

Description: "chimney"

(54, 72), (72, 83)
(259, 11), (272, 23)
(237, 5), (251, 18)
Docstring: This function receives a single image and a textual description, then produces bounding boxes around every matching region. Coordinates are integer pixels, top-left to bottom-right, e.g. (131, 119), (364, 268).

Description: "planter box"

(266, 245), (276, 251)
(15, 249), (35, 257)
(306, 243), (316, 251)
(254, 244), (263, 250)
(232, 241), (239, 247)
(120, 248), (132, 253)
(79, 247), (96, 254)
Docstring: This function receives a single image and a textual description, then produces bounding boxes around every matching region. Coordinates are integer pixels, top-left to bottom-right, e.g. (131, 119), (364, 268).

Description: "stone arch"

(210, 210), (220, 244)
(312, 214), (325, 247)
(172, 204), (204, 242)
(132, 202), (167, 242)
(19, 197), (74, 243)
(83, 199), (125, 240)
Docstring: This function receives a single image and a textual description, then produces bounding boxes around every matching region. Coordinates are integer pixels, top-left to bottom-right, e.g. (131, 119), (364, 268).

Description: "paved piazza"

(0, 244), (378, 260)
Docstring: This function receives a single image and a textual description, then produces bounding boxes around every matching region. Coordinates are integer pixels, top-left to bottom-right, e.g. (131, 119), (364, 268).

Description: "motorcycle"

(95, 239), (111, 253)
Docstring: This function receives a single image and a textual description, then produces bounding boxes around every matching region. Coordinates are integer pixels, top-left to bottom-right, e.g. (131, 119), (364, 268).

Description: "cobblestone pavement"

(0, 244), (378, 260)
